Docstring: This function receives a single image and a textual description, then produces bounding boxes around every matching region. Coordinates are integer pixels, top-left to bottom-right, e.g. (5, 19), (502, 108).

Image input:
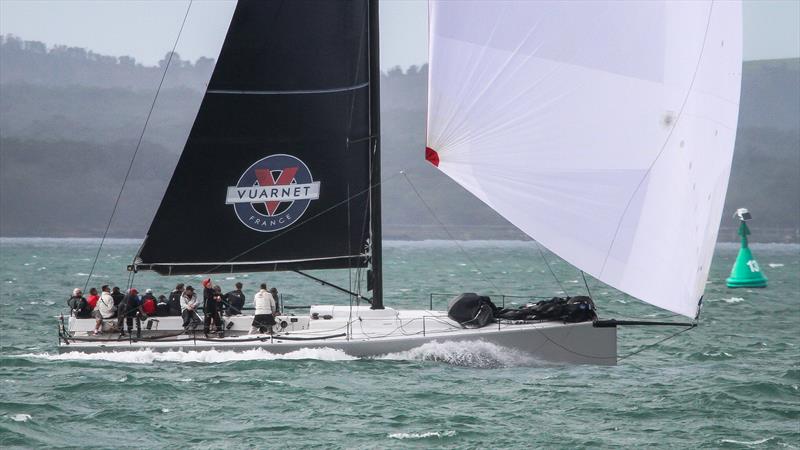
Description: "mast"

(368, 0), (383, 309)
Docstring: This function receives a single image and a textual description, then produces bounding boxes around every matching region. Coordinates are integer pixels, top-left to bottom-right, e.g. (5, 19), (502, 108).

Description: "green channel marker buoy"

(726, 208), (767, 288)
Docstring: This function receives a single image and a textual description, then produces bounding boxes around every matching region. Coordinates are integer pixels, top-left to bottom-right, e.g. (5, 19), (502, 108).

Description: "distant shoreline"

(1, 226), (798, 244)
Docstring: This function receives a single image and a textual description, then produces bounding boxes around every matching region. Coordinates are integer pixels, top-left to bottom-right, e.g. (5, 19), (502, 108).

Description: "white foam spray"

(388, 430), (456, 440)
(378, 340), (540, 368)
(708, 297), (745, 304)
(21, 347), (357, 364)
(719, 437), (776, 446)
(22, 341), (541, 368)
(7, 414), (32, 422)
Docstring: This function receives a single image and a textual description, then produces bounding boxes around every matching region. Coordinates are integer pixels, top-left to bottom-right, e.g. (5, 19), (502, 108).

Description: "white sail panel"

(426, 1), (742, 318)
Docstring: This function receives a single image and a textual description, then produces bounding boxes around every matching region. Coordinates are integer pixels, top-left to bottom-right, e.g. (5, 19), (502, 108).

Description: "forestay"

(137, 0), (373, 275)
(426, 1), (742, 317)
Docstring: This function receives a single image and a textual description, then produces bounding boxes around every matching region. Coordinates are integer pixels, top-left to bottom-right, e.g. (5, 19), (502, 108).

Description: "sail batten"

(138, 0), (373, 274)
(139, 255), (368, 267)
(207, 83), (369, 96)
(426, 1), (742, 318)
(135, 255), (369, 276)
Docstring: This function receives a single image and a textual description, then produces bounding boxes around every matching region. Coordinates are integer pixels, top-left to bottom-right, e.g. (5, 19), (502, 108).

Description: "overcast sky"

(1, 0), (798, 69)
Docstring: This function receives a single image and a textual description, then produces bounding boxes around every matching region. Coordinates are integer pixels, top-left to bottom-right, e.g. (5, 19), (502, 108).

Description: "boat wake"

(708, 297), (745, 304)
(378, 340), (541, 368)
(20, 348), (357, 364)
(20, 341), (540, 368)
(5, 413), (32, 422)
(719, 436), (779, 447)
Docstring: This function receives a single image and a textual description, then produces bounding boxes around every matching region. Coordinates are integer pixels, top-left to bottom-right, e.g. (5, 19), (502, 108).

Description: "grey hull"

(59, 321), (617, 365)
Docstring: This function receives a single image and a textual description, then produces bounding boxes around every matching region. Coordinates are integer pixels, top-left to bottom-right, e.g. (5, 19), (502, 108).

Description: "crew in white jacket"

(180, 286), (200, 329)
(250, 283), (277, 334)
(92, 285), (116, 335)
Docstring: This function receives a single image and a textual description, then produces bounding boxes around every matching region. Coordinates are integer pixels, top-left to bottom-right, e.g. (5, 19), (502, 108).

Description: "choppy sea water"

(0, 239), (798, 448)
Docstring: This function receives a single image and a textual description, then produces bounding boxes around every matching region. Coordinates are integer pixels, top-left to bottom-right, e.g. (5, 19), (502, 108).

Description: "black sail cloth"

(136, 0), (372, 275)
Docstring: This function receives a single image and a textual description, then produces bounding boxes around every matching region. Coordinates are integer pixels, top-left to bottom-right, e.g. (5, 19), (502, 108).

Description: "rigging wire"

(400, 171), (502, 294)
(83, 0), (193, 292)
(355, 168), (372, 307)
(533, 240), (568, 296)
(347, 184), (354, 339)
(580, 270), (592, 298)
(398, 168), (570, 305)
(343, 1), (368, 327)
(617, 325), (696, 362)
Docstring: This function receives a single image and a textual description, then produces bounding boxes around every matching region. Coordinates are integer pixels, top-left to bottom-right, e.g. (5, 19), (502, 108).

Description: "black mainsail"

(136, 0), (380, 282)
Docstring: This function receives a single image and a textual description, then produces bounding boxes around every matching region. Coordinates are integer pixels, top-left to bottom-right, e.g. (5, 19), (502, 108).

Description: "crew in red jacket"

(141, 289), (157, 316)
(86, 288), (100, 310)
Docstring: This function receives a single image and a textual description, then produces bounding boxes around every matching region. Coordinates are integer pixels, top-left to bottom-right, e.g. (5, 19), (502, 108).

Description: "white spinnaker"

(426, 1), (742, 318)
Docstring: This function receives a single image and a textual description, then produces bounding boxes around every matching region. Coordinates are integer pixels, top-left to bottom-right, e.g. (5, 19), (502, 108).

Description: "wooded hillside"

(1, 35), (798, 241)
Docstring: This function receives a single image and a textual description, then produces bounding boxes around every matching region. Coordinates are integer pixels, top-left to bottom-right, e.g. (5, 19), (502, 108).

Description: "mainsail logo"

(226, 154), (320, 232)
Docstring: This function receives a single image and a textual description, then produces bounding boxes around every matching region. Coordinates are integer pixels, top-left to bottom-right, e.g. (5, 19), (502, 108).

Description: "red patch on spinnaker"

(425, 147), (440, 167)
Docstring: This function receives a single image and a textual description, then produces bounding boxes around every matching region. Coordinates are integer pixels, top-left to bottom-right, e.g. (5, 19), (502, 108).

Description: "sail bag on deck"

(426, 1), (742, 318)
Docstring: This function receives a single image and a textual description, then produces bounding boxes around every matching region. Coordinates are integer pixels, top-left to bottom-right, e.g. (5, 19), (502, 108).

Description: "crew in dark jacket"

(269, 287), (280, 315)
(225, 282), (245, 316)
(68, 288), (92, 318)
(119, 288), (143, 338)
(167, 283), (184, 316)
(110, 287), (125, 316)
(202, 278), (222, 336)
(155, 295), (169, 317)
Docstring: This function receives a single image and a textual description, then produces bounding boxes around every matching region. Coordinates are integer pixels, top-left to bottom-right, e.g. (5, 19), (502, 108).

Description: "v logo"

(255, 167), (298, 215)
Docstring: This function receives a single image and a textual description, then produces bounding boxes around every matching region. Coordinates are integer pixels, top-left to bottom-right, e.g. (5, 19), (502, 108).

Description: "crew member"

(250, 283), (276, 334)
(119, 288), (143, 338)
(155, 295), (169, 317)
(203, 283), (224, 337)
(269, 287), (280, 315)
(180, 286), (200, 330)
(168, 283), (184, 316)
(225, 282), (245, 316)
(92, 285), (116, 335)
(141, 288), (156, 303)
(86, 287), (100, 310)
(68, 288), (91, 318)
(110, 287), (125, 313)
(141, 289), (157, 316)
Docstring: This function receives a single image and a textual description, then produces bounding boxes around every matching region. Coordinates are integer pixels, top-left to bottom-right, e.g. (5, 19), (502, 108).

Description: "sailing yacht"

(58, 0), (743, 365)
